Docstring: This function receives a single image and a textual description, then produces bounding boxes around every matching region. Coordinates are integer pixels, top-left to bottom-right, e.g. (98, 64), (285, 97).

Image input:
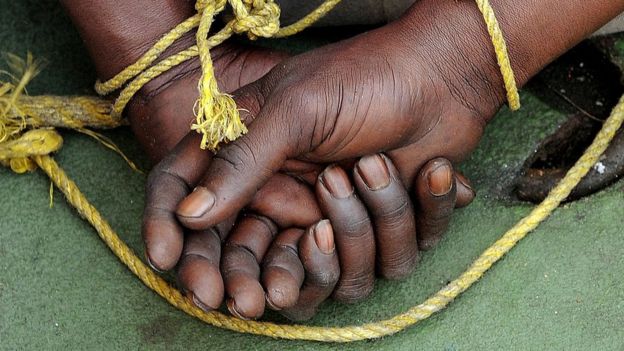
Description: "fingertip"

(143, 220), (183, 272)
(298, 224), (340, 286)
(145, 254), (164, 273)
(264, 268), (301, 310)
(418, 237), (440, 251)
(455, 172), (476, 208)
(176, 187), (218, 230)
(225, 275), (266, 319)
(178, 257), (224, 311)
(318, 165), (354, 199)
(355, 154), (391, 191)
(312, 219), (335, 255)
(414, 158), (457, 252)
(190, 292), (214, 313)
(177, 187), (216, 218)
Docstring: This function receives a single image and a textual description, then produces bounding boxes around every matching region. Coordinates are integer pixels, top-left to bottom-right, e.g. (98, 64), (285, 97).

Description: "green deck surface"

(1, 1), (623, 350)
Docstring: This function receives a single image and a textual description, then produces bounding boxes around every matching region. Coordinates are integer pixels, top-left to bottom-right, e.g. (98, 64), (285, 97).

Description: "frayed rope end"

(191, 90), (247, 151)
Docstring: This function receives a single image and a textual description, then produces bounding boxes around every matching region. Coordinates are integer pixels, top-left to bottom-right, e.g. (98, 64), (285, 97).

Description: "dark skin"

(168, 0), (623, 316)
(175, 0), (624, 228)
(60, 0), (475, 320)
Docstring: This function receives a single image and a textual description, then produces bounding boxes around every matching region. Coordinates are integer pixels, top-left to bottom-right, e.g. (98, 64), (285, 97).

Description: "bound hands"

(61, 0), (624, 321)
(141, 4), (498, 319)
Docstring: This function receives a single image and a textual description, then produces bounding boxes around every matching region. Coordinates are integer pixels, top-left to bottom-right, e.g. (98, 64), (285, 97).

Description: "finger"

(142, 132), (212, 271)
(413, 158), (457, 251)
(316, 165), (375, 303)
(353, 154), (419, 280)
(248, 173), (322, 228)
(177, 228), (224, 311)
(176, 84), (296, 230)
(455, 171), (476, 208)
(280, 220), (340, 321)
(221, 214), (277, 319)
(261, 229), (305, 311)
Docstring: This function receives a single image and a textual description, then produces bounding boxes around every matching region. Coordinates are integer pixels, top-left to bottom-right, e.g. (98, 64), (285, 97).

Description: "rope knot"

(230, 0), (280, 39)
(0, 128), (63, 173)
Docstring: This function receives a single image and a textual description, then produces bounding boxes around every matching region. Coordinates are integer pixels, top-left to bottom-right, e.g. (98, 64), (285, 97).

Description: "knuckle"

(334, 278), (374, 303)
(146, 163), (190, 196)
(222, 244), (259, 268)
(375, 199), (412, 227)
(307, 269), (340, 289)
(216, 140), (256, 172)
(379, 252), (418, 280)
(421, 206), (453, 224)
(337, 214), (373, 238)
(235, 84), (264, 124)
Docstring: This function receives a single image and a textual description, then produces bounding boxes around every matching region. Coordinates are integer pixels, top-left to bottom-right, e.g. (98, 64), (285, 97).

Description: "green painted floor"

(1, 1), (623, 350)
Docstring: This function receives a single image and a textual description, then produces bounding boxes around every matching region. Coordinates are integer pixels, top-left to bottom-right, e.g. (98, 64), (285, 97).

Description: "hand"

(126, 42), (288, 162)
(147, 133), (325, 310)
(218, 154), (475, 320)
(174, 3), (495, 232)
(132, 41), (478, 317)
(175, 0), (624, 230)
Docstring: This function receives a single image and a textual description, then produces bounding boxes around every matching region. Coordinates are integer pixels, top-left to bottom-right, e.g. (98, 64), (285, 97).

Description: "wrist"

(392, 0), (624, 122)
(390, 0), (508, 122)
(60, 0), (195, 81)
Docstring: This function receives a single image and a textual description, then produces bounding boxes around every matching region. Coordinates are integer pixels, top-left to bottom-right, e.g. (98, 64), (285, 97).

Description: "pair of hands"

(61, 0), (624, 322)
(136, 44), (483, 321)
(131, 4), (497, 320)
(144, 130), (474, 320)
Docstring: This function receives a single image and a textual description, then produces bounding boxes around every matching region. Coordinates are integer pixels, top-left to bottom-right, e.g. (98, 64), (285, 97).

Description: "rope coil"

(3, 0), (618, 343)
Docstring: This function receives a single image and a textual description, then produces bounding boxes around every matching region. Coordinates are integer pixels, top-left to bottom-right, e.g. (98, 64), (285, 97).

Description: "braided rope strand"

(475, 0), (521, 110)
(274, 0), (343, 38)
(94, 15), (202, 96)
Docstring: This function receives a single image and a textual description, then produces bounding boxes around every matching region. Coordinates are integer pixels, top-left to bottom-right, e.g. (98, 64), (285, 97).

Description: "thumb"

(176, 88), (295, 230)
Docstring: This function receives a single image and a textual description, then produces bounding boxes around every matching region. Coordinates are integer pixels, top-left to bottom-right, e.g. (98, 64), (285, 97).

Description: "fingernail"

(320, 166), (353, 199)
(457, 174), (475, 196)
(356, 154), (391, 190)
(428, 164), (452, 196)
(265, 295), (281, 311)
(145, 252), (164, 273)
(227, 299), (249, 320)
(190, 292), (213, 313)
(177, 187), (215, 218)
(313, 219), (334, 254)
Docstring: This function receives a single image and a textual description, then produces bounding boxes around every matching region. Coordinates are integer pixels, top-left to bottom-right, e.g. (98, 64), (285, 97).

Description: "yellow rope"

(4, 0), (620, 343)
(97, 0), (343, 150)
(475, 0), (521, 111)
